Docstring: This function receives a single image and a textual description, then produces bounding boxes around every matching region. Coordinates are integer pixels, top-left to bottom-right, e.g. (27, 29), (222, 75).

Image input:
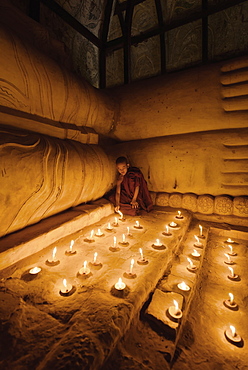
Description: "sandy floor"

(0, 207), (247, 369)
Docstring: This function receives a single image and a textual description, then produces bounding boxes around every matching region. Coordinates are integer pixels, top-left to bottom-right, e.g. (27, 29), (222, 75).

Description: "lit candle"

(29, 266), (41, 275)
(117, 210), (124, 220)
(79, 260), (91, 276)
(46, 246), (60, 265)
(139, 248), (143, 260)
(224, 253), (234, 265)
(155, 239), (162, 246)
(227, 266), (239, 280)
(199, 225), (203, 236)
(134, 220), (143, 229)
(224, 292), (238, 309)
(59, 278), (73, 296)
(113, 236), (117, 247)
(113, 217), (119, 226)
(152, 238), (165, 250)
(226, 238), (234, 244)
(194, 235), (203, 247)
(227, 244), (237, 256)
(90, 230), (94, 239)
(175, 210), (183, 219)
(191, 249), (201, 257)
(109, 236), (120, 251)
(137, 247), (148, 265)
(65, 240), (76, 255)
(168, 299), (182, 319)
(93, 252), (98, 264)
(169, 221), (178, 228)
(129, 258), (135, 274)
(225, 325), (242, 344)
(177, 281), (190, 291)
(85, 230), (95, 242)
(115, 277), (126, 291)
(122, 234), (126, 243)
(107, 222), (113, 231)
(187, 257), (197, 272)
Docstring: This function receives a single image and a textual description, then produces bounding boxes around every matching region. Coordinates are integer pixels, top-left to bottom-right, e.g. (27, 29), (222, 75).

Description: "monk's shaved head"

(116, 156), (128, 165)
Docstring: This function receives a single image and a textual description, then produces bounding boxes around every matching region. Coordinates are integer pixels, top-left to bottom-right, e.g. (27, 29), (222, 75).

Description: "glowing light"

(187, 257), (194, 268)
(192, 249), (201, 257)
(115, 277), (126, 290)
(230, 325), (236, 338)
(173, 299), (179, 314)
(229, 293), (234, 305)
(117, 210), (123, 219)
(113, 236), (117, 247)
(177, 281), (190, 291)
(135, 220), (140, 227)
(93, 252), (98, 264)
(122, 234), (126, 243)
(199, 225), (203, 236)
(228, 266), (234, 277)
(52, 247), (57, 261)
(69, 240), (74, 251)
(139, 248), (143, 260)
(130, 259), (135, 274)
(29, 267), (41, 275)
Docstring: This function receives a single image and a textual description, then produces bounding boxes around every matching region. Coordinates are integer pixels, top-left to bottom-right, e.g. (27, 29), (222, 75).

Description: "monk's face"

(116, 162), (129, 176)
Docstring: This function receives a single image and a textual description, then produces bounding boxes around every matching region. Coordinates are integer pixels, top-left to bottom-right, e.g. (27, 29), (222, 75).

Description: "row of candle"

(221, 238), (243, 344)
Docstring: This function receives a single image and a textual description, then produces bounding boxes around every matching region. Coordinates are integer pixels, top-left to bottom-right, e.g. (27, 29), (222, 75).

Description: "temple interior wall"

(0, 4), (247, 239)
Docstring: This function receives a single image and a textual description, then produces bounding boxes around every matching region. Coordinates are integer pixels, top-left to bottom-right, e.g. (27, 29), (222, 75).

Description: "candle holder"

(84, 230), (95, 243)
(224, 326), (242, 345)
(109, 237), (120, 252)
(225, 238), (235, 244)
(193, 235), (203, 248)
(29, 267), (41, 275)
(162, 226), (172, 236)
(191, 249), (201, 259)
(169, 221), (179, 228)
(177, 282), (190, 292)
(227, 267), (239, 281)
(95, 229), (104, 237)
(46, 259), (60, 266)
(106, 223), (113, 232)
(65, 240), (76, 255)
(133, 221), (143, 229)
(78, 261), (91, 278)
(223, 294), (238, 310)
(88, 252), (102, 269)
(186, 258), (197, 273)
(124, 259), (136, 278)
(111, 278), (129, 298)
(59, 279), (75, 296)
(168, 300), (183, 320)
(119, 234), (129, 246)
(112, 217), (119, 227)
(151, 239), (166, 250)
(137, 256), (149, 265)
(227, 245), (237, 256)
(175, 211), (184, 220)
(224, 253), (234, 265)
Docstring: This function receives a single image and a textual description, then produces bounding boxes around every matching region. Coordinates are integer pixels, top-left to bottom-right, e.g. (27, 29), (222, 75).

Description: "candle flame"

(115, 217), (118, 224)
(194, 235), (199, 243)
(155, 239), (161, 245)
(227, 238), (234, 243)
(230, 325), (236, 337)
(181, 282), (187, 289)
(122, 234), (126, 242)
(229, 293), (234, 304)
(63, 278), (67, 289)
(139, 248), (143, 259)
(166, 225), (169, 233)
(228, 266), (234, 277)
(173, 299), (179, 311)
(199, 225), (203, 235)
(69, 240), (74, 251)
(178, 211), (181, 217)
(193, 249), (200, 256)
(187, 257), (193, 267)
(135, 220), (140, 227)
(117, 210), (123, 219)
(93, 252), (98, 263)
(228, 244), (233, 253)
(113, 236), (117, 247)
(52, 247), (57, 260)
(90, 230), (94, 238)
(127, 226), (130, 234)
(83, 260), (87, 269)
(224, 253), (231, 261)
(130, 258), (135, 273)
(115, 277), (125, 290)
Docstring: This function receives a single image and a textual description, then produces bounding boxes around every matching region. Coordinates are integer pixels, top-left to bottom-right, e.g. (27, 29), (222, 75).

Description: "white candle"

(154, 239), (162, 246)
(169, 221), (178, 227)
(83, 260), (87, 270)
(230, 325), (236, 338)
(178, 211), (181, 217)
(115, 277), (126, 290)
(130, 259), (134, 274)
(29, 266), (41, 275)
(113, 236), (117, 247)
(135, 220), (140, 227)
(122, 234), (126, 243)
(192, 249), (201, 257)
(90, 230), (94, 239)
(114, 217), (118, 225)
(226, 238), (234, 243)
(61, 278), (72, 294)
(177, 281), (190, 291)
(228, 266), (234, 277)
(228, 244), (233, 254)
(229, 293), (234, 305)
(127, 226), (130, 234)
(52, 246), (57, 261)
(199, 225), (203, 236)
(187, 257), (194, 268)
(93, 252), (98, 264)
(224, 253), (231, 262)
(107, 222), (113, 230)
(69, 240), (74, 252)
(96, 228), (102, 236)
(173, 299), (180, 315)
(139, 248), (144, 260)
(166, 225), (169, 233)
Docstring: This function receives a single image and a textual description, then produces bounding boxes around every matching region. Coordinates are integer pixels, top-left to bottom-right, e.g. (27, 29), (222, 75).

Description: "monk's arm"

(115, 183), (121, 211)
(131, 185), (139, 208)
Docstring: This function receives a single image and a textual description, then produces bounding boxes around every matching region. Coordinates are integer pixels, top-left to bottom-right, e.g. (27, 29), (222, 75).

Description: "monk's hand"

(115, 205), (120, 212)
(131, 200), (139, 209)
(116, 174), (124, 185)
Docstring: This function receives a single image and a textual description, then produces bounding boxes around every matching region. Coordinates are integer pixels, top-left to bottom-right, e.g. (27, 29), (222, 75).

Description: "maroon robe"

(109, 167), (153, 216)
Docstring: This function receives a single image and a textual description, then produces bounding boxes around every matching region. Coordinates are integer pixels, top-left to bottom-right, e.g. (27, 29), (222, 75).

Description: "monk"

(109, 156), (153, 216)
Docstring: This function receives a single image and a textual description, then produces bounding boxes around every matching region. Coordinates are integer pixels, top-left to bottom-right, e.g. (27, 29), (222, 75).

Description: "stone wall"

(0, 126), (116, 238)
